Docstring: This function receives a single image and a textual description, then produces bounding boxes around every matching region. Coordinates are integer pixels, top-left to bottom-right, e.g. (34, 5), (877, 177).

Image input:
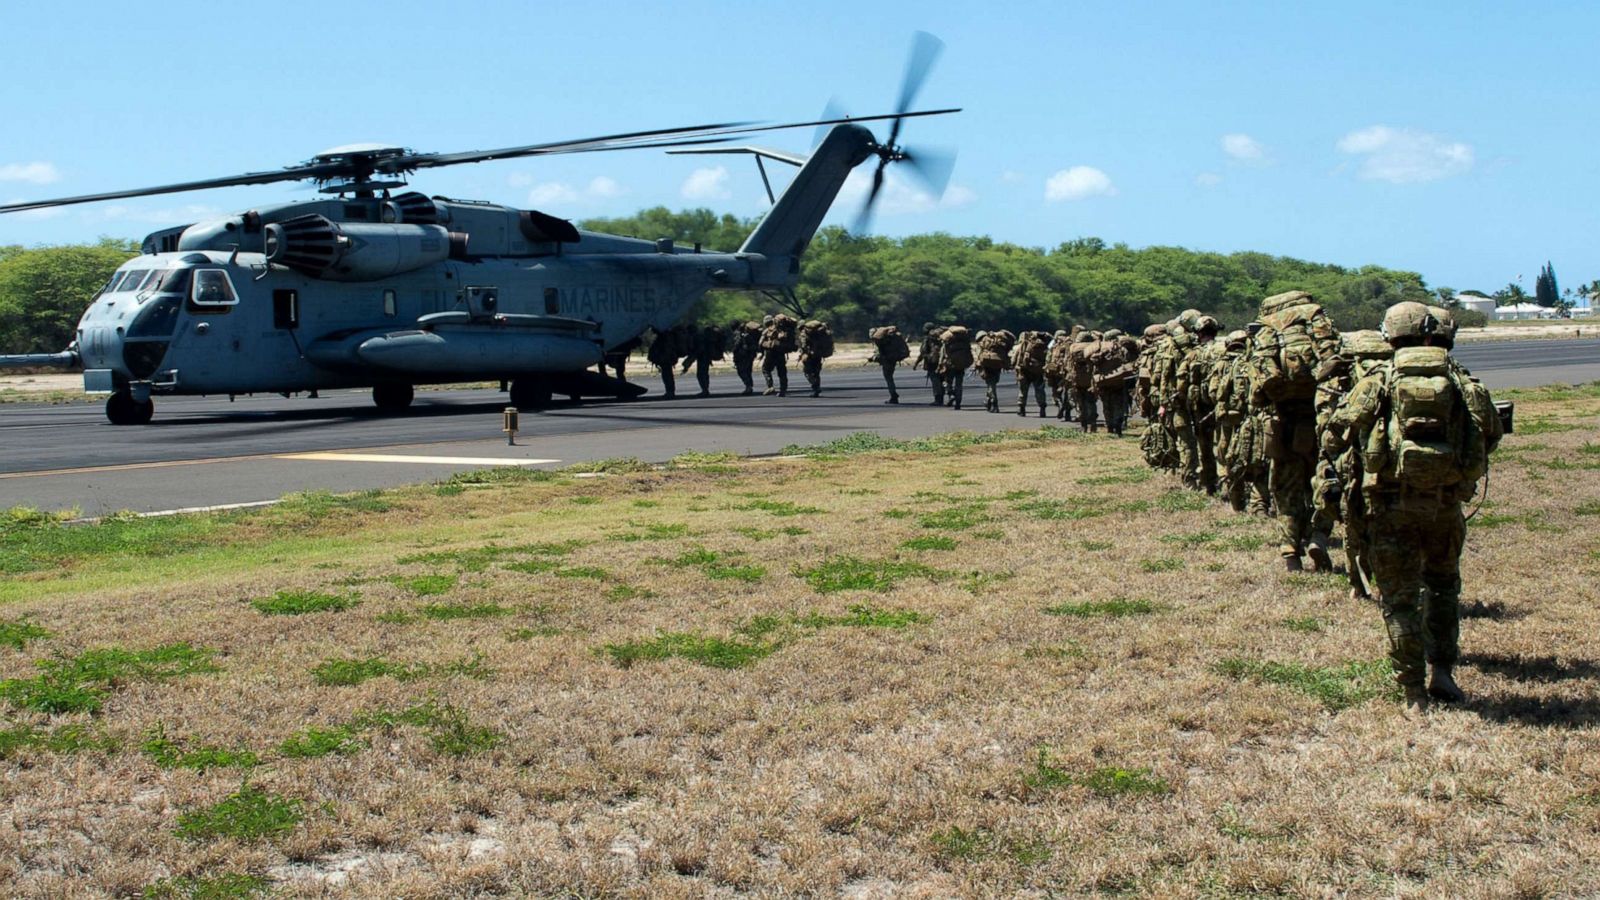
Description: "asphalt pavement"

(0, 338), (1592, 516)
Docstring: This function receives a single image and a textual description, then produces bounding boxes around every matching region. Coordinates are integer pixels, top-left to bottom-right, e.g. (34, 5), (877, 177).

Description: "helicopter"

(0, 33), (957, 425)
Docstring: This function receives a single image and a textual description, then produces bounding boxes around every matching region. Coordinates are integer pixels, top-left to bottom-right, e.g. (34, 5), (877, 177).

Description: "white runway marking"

(279, 452), (558, 466)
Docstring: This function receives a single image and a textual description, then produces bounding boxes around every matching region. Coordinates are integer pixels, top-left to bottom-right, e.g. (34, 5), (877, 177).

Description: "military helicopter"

(0, 33), (957, 425)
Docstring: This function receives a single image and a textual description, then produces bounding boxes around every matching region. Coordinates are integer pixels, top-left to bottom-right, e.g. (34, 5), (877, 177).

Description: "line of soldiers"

(638, 315), (836, 399)
(863, 323), (1138, 432)
(1137, 292), (1505, 710)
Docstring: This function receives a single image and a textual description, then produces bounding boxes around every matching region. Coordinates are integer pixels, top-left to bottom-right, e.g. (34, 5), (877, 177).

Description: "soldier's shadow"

(1459, 652), (1600, 727)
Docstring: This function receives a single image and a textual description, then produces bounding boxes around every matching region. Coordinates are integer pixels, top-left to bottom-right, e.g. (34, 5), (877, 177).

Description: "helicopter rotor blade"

(853, 159), (890, 236)
(0, 162), (352, 215)
(900, 145), (956, 199)
(887, 31), (945, 150)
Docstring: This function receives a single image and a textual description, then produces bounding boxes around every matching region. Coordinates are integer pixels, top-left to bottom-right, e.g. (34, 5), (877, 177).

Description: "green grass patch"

(503, 558), (560, 575)
(564, 456), (651, 474)
(1044, 598), (1157, 618)
(601, 632), (776, 670)
(1518, 417), (1579, 435)
(1155, 490), (1210, 512)
(797, 603), (930, 629)
(1014, 497), (1104, 521)
(881, 507), (914, 520)
(1077, 467), (1152, 486)
(1139, 557), (1186, 573)
(390, 573), (458, 596)
(901, 535), (958, 552)
(1078, 540), (1113, 551)
(0, 506), (227, 576)
(609, 521), (692, 542)
(739, 498), (823, 517)
(705, 563), (767, 582)
(505, 625), (563, 641)
(0, 721), (120, 758)
(397, 541), (577, 572)
(797, 556), (940, 593)
(917, 504), (990, 530)
(442, 467), (557, 486)
(1159, 531), (1217, 548)
(275, 489), (391, 520)
(418, 602), (512, 621)
(569, 495), (602, 505)
(175, 784), (303, 842)
(1215, 657), (1395, 710)
(250, 590), (358, 616)
(604, 584), (651, 602)
(961, 570), (1015, 594)
(0, 619), (50, 650)
(1024, 751), (1171, 797)
(141, 725), (258, 772)
(141, 873), (272, 900)
(1576, 500), (1600, 517)
(1218, 534), (1269, 552)
(732, 526), (778, 540)
(670, 450), (740, 469)
(780, 426), (1080, 459)
(1280, 617), (1325, 633)
(1, 642), (218, 714)
(555, 565), (610, 580)
(309, 654), (490, 687)
(277, 724), (364, 759)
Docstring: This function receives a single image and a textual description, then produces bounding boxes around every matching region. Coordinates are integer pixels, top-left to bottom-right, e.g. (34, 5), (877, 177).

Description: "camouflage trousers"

(761, 352), (788, 394)
(1175, 417), (1199, 488)
(801, 356), (823, 395)
(1220, 415), (1271, 514)
(925, 367), (944, 404)
(1194, 416), (1218, 494)
(941, 370), (965, 408)
(979, 367), (1002, 411)
(1071, 388), (1097, 430)
(1049, 375), (1072, 420)
(1097, 388), (1130, 435)
(1308, 457), (1342, 564)
(880, 362), (899, 401)
(1267, 404), (1317, 558)
(733, 353), (756, 393)
(689, 358), (712, 396)
(656, 363), (677, 399)
(1017, 374), (1046, 415)
(1366, 495), (1465, 687)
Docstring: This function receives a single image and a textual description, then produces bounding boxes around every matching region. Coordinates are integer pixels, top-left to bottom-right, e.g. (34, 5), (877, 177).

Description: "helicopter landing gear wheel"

(372, 383), (414, 412)
(510, 377), (553, 410)
(105, 391), (154, 425)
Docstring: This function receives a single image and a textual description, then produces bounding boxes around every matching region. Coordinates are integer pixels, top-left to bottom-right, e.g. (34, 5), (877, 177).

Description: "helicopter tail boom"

(0, 350), (79, 370)
(737, 124), (875, 284)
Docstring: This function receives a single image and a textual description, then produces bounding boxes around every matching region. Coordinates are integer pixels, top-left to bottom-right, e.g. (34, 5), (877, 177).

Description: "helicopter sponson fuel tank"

(263, 214), (457, 282)
(308, 311), (603, 375)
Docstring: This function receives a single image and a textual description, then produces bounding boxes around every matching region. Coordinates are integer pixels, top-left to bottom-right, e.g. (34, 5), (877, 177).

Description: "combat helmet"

(1224, 329), (1248, 350)
(1142, 323), (1166, 341)
(1177, 308), (1204, 331)
(1195, 315), (1220, 337)
(1425, 306), (1458, 348)
(1102, 328), (1123, 340)
(1340, 329), (1393, 361)
(1380, 301), (1449, 345)
(1075, 329), (1097, 343)
(923, 321), (937, 333)
(975, 330), (989, 341)
(762, 315), (775, 326)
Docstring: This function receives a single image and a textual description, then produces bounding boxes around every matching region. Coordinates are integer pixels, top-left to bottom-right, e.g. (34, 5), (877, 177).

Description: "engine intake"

(264, 214), (451, 281)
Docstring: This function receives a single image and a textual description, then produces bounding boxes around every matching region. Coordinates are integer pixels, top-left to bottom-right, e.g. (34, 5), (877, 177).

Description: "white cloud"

(524, 177), (625, 208)
(1195, 172), (1223, 188)
(0, 162), (60, 185)
(1221, 133), (1266, 163)
(680, 166), (732, 201)
(1044, 166), (1116, 202)
(837, 169), (976, 216)
(1336, 125), (1473, 183)
(587, 176), (622, 199)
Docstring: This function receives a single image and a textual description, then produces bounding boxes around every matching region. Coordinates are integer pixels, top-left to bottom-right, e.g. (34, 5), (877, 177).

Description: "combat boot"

(1017, 403), (1026, 417)
(1283, 555), (1303, 573)
(1427, 665), (1466, 704)
(1038, 404), (1047, 418)
(1307, 539), (1332, 573)
(1402, 684), (1429, 714)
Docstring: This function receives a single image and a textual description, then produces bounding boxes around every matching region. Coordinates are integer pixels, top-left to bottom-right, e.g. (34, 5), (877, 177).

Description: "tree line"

(3, 209), (1541, 355)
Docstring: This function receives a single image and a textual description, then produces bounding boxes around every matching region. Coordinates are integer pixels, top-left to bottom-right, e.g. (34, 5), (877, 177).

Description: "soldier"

(602, 335), (642, 383)
(679, 323), (726, 398)
(796, 319), (835, 398)
(937, 325), (973, 409)
(1012, 329), (1050, 417)
(1311, 329), (1393, 598)
(729, 320), (762, 396)
(1139, 322), (1179, 471)
(759, 314), (797, 396)
(1180, 315), (1222, 493)
(1251, 291), (1341, 572)
(1045, 328), (1074, 421)
(1324, 301), (1500, 710)
(866, 325), (910, 404)
(973, 329), (1015, 413)
(914, 322), (947, 405)
(646, 324), (686, 399)
(1093, 328), (1138, 436)
(1066, 330), (1100, 432)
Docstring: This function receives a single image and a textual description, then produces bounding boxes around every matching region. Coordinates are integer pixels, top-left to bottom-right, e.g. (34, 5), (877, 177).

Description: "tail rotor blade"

(853, 161), (889, 235)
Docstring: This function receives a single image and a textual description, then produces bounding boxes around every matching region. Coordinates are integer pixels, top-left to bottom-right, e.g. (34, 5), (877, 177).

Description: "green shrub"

(250, 590), (358, 616)
(175, 785), (303, 842)
(798, 556), (939, 593)
(601, 632), (776, 669)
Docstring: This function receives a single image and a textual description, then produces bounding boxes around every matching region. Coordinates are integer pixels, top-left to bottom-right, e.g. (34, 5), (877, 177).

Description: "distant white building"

(1573, 292), (1595, 317)
(1457, 295), (1496, 318)
(1493, 302), (1554, 321)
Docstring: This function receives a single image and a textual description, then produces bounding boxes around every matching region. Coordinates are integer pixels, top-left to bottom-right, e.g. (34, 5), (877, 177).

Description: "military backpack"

(1365, 346), (1498, 493)
(799, 320), (835, 359)
(939, 326), (974, 372)
(1013, 330), (1047, 376)
(869, 326), (910, 363)
(977, 330), (1015, 369)
(761, 314), (799, 353)
(1252, 292), (1338, 403)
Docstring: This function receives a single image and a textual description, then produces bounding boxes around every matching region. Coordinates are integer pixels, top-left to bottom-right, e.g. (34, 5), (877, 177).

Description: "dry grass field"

(2, 383), (1598, 898)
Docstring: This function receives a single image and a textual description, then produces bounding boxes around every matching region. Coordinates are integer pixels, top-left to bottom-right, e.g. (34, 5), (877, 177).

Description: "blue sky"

(2, 0), (1595, 293)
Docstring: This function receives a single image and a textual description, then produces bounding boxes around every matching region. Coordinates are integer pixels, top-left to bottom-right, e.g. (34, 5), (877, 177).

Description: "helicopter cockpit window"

(188, 269), (238, 312)
(134, 270), (163, 293)
(115, 271), (148, 292)
(156, 268), (191, 296)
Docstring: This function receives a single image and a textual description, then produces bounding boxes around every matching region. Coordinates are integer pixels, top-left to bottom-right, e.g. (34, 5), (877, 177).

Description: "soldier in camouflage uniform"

(867, 325), (911, 404)
(1179, 315), (1222, 493)
(1012, 330), (1050, 417)
(1155, 313), (1202, 484)
(937, 325), (973, 409)
(1251, 292), (1341, 572)
(1067, 330), (1101, 432)
(1046, 328), (1074, 421)
(1140, 321), (1181, 472)
(1311, 329), (1394, 598)
(679, 323), (726, 398)
(729, 320), (762, 395)
(759, 314), (795, 396)
(1324, 302), (1501, 710)
(1093, 328), (1138, 436)
(646, 324), (686, 399)
(796, 319), (834, 398)
(973, 329), (1015, 413)
(914, 323), (947, 406)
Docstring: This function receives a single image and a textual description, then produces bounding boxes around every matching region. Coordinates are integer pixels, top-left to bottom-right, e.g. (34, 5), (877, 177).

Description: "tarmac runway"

(1, 338), (1594, 517)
